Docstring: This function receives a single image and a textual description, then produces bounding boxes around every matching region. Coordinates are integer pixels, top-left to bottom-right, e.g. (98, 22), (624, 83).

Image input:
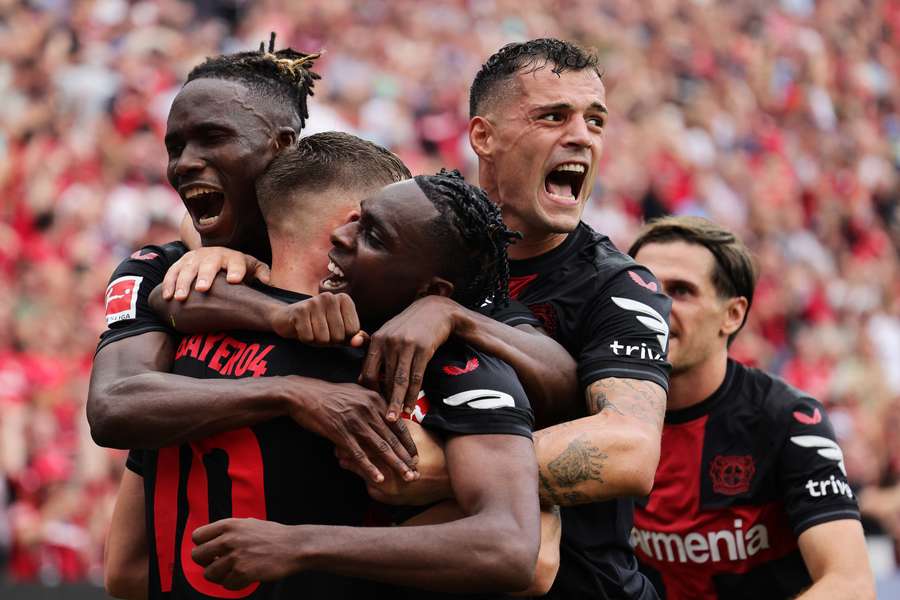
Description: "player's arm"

(192, 432), (540, 592)
(104, 467), (147, 600)
(153, 248), (578, 418)
(89, 345), (416, 482)
(534, 267), (671, 504)
(779, 397), (874, 599)
(361, 296), (578, 423)
(534, 377), (665, 505)
(794, 520), (875, 599)
(340, 421), (559, 595)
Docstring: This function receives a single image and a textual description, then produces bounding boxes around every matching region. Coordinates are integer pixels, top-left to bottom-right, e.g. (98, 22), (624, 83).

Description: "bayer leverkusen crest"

(709, 455), (755, 495)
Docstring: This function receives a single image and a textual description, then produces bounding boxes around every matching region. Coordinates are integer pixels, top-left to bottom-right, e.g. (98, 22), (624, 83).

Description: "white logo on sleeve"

(790, 435), (847, 476)
(104, 275), (143, 324)
(442, 389), (515, 410)
(611, 296), (669, 352)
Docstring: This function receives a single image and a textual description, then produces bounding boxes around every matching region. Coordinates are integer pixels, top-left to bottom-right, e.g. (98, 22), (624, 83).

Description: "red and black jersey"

(633, 359), (860, 599)
(129, 282), (534, 600)
(502, 222), (672, 600)
(97, 242), (188, 353)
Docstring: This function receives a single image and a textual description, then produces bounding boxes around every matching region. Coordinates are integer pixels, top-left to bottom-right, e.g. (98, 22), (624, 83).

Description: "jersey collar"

(250, 280), (311, 304)
(509, 222), (589, 277)
(665, 358), (740, 424)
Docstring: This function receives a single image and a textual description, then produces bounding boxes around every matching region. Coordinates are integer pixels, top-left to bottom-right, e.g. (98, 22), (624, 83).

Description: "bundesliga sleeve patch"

(105, 275), (143, 325)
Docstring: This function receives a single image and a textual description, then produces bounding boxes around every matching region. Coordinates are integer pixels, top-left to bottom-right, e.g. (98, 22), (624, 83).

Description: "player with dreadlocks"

(164, 168), (541, 597)
(89, 40), (419, 598)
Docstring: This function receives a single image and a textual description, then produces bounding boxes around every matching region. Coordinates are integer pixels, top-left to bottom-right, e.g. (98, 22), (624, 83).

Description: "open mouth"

(183, 185), (226, 229)
(544, 163), (587, 203)
(320, 258), (349, 292)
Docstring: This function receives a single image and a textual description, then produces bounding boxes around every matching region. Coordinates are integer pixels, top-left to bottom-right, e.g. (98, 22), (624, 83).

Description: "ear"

(468, 116), (494, 160)
(274, 127), (298, 151)
(343, 209), (360, 225)
(720, 296), (749, 338)
(417, 276), (455, 300)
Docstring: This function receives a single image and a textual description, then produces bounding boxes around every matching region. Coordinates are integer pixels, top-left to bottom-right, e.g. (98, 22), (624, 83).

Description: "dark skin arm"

(104, 469), (147, 600)
(87, 332), (417, 483)
(152, 265), (578, 426)
(360, 296), (578, 425)
(191, 433), (540, 593)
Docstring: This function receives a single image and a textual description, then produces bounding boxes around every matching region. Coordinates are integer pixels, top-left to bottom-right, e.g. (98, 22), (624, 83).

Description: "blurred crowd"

(1, 0), (899, 587)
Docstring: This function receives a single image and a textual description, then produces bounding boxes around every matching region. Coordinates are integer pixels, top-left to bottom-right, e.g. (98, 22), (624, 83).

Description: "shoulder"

(576, 223), (640, 282)
(108, 241), (188, 279)
(744, 363), (821, 420)
(426, 341), (522, 392)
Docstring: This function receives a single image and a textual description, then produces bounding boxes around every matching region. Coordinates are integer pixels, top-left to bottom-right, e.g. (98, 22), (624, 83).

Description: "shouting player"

(629, 216), (874, 599)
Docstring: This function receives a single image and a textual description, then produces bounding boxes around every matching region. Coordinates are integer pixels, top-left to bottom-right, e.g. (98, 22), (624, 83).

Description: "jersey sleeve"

(577, 266), (672, 391)
(125, 449), (145, 476)
(96, 242), (188, 354)
(778, 396), (860, 535)
(409, 343), (534, 439)
(475, 298), (541, 328)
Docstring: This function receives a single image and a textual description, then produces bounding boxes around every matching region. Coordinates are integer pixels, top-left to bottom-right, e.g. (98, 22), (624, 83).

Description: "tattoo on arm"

(547, 435), (607, 487)
(586, 378), (666, 430)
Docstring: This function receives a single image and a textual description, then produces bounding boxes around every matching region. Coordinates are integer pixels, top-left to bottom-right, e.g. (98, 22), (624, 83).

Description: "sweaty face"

(634, 241), (731, 376)
(482, 67), (606, 238)
(322, 180), (442, 326)
(165, 78), (280, 249)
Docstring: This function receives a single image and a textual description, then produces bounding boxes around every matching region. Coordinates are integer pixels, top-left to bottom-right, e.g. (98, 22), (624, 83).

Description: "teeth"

(554, 163), (585, 173)
(184, 186), (220, 199)
(327, 261), (345, 278)
(198, 215), (219, 226)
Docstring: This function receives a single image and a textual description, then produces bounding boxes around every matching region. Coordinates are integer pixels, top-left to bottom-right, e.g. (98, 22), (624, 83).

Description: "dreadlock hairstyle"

(469, 38), (601, 118)
(413, 170), (521, 310)
(186, 32), (321, 130)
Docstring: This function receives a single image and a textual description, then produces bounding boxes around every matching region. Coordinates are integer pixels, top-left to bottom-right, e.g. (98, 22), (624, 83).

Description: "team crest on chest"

(709, 455), (756, 495)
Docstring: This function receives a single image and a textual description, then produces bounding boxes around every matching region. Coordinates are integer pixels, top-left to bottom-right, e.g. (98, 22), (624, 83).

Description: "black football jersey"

(633, 359), (860, 599)
(130, 282), (534, 600)
(503, 222), (672, 600)
(97, 242), (188, 353)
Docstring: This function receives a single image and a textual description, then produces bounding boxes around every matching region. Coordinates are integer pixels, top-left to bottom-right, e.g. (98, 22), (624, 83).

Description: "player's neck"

(667, 350), (729, 411)
(479, 170), (570, 260)
(507, 230), (569, 260)
(268, 235), (329, 296)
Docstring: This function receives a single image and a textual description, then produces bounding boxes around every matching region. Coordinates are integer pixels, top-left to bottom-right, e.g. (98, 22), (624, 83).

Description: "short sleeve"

(778, 397), (860, 535)
(96, 242), (188, 354)
(408, 343), (533, 439)
(476, 298), (541, 328)
(126, 449), (145, 476)
(578, 266), (672, 391)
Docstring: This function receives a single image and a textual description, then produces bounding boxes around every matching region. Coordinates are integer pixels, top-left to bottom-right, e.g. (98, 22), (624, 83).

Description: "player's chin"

(539, 208), (582, 234)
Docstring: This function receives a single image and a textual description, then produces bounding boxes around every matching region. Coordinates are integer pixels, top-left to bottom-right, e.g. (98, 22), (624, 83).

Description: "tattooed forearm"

(586, 378), (666, 430)
(548, 435), (607, 487)
(538, 469), (563, 508)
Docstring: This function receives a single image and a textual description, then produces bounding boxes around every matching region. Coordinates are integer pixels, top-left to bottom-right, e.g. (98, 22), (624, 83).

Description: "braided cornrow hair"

(186, 32), (321, 129)
(414, 169), (521, 309)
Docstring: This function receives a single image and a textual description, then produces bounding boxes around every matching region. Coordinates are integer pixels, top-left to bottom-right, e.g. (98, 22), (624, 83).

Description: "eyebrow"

(165, 121), (236, 143)
(360, 201), (397, 240)
(532, 101), (609, 115)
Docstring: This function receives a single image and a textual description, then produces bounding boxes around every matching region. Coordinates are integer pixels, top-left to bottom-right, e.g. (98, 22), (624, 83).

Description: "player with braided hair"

(414, 169), (521, 310)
